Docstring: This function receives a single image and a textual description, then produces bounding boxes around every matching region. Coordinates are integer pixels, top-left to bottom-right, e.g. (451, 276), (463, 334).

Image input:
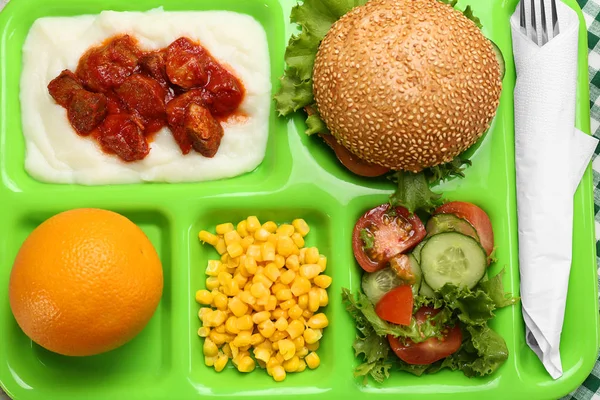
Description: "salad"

(343, 201), (518, 383)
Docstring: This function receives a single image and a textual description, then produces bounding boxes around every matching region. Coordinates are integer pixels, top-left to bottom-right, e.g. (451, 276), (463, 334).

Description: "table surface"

(0, 0), (599, 399)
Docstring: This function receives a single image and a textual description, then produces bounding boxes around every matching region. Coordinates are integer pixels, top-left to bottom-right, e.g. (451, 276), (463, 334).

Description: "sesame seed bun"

(312, 0), (502, 172)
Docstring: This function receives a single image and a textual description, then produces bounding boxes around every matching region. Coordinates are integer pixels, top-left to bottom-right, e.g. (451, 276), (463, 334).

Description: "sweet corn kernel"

(203, 338), (218, 357)
(254, 347), (272, 363)
(251, 282), (269, 299)
(314, 275), (332, 289)
(297, 346), (309, 358)
(246, 216), (261, 232)
(266, 356), (280, 372)
(195, 290), (213, 305)
(286, 255), (300, 271)
(250, 333), (265, 346)
(286, 320), (305, 340)
(221, 253), (230, 264)
(276, 224), (295, 237)
(307, 313), (329, 329)
(254, 228), (270, 242)
(246, 244), (261, 259)
(209, 331), (227, 345)
(215, 222), (234, 235)
(297, 294), (309, 310)
(274, 254), (286, 269)
(238, 290), (256, 306)
(271, 340), (279, 350)
(224, 230), (242, 246)
(280, 299), (296, 311)
(308, 288), (320, 312)
(304, 328), (322, 344)
(278, 339), (296, 360)
(258, 319), (276, 338)
(230, 343), (240, 359)
(275, 288), (293, 302)
(215, 324), (226, 334)
(305, 352), (320, 369)
(305, 247), (320, 264)
(233, 331), (252, 348)
(291, 277), (311, 297)
(199, 230), (220, 246)
(253, 274), (273, 289)
(236, 220), (249, 237)
(261, 242), (276, 261)
(252, 311), (271, 325)
(205, 260), (223, 277)
(225, 316), (240, 334)
(233, 273), (248, 288)
(205, 355), (217, 367)
(237, 356), (256, 373)
(283, 356), (300, 372)
(272, 308), (288, 320)
(265, 263), (281, 282)
(292, 336), (305, 351)
(214, 353), (228, 372)
(318, 288), (329, 307)
(227, 242), (244, 258)
(291, 232), (305, 248)
(280, 269), (296, 285)
(222, 280), (240, 297)
(258, 340), (273, 352)
(271, 282), (287, 294)
(265, 295), (278, 311)
(271, 330), (289, 342)
(228, 296), (249, 317)
(302, 309), (314, 319)
(240, 236), (254, 251)
(267, 232), (278, 246)
(271, 365), (286, 382)
(198, 326), (211, 337)
(297, 359), (307, 372)
(292, 219), (310, 237)
(275, 352), (285, 364)
(215, 238), (227, 255)
(299, 264), (321, 280)
(317, 255), (327, 272)
(275, 317), (289, 332)
(261, 221), (277, 233)
(218, 271), (233, 286)
(288, 304), (303, 320)
(206, 277), (220, 291)
(276, 235), (295, 257)
(237, 315), (254, 331)
(213, 292), (228, 311)
(257, 359), (267, 369)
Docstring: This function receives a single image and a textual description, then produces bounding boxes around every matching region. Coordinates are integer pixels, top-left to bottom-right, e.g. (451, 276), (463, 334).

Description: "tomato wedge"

(434, 201), (494, 257)
(387, 307), (462, 365)
(352, 204), (426, 273)
(375, 285), (413, 325)
(319, 134), (390, 177)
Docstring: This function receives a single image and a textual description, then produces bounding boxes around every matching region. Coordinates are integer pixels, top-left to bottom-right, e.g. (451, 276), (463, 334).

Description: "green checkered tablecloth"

(0, 1), (599, 400)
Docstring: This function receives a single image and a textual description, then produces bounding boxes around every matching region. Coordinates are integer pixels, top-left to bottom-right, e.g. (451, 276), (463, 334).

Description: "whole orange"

(9, 208), (163, 356)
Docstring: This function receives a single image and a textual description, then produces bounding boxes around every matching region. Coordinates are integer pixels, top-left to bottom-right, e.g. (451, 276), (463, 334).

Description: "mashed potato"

(20, 9), (271, 185)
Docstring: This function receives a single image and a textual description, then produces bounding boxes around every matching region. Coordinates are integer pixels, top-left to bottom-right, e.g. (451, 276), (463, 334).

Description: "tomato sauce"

(47, 34), (245, 162)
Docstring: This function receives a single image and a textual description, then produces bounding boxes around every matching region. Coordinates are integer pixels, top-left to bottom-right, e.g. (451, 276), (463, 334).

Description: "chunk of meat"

(185, 103), (224, 157)
(138, 50), (169, 88)
(48, 70), (83, 107)
(67, 90), (108, 135)
(204, 66), (244, 116)
(97, 114), (149, 161)
(165, 37), (210, 89)
(165, 89), (213, 154)
(76, 35), (142, 92)
(115, 74), (166, 120)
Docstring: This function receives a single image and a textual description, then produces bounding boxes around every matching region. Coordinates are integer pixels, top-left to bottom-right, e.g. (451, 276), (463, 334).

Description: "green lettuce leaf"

(305, 107), (330, 135)
(436, 284), (496, 326)
(388, 171), (442, 214)
(478, 268), (519, 309)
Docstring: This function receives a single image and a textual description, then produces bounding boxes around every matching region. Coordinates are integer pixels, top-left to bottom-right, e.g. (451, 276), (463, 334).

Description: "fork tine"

(520, 1), (527, 34)
(530, 0), (539, 45)
(551, 0), (560, 38)
(540, 0), (548, 45)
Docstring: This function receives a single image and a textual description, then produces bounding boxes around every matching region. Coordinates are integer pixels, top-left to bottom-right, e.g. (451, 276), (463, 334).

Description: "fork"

(520, 0), (560, 46)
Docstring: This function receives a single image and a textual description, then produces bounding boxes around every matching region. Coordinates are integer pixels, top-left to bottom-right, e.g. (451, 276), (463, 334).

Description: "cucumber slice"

(420, 232), (487, 290)
(419, 281), (436, 298)
(425, 214), (480, 242)
(412, 241), (426, 264)
(361, 268), (403, 305)
(490, 40), (505, 80)
(408, 254), (422, 297)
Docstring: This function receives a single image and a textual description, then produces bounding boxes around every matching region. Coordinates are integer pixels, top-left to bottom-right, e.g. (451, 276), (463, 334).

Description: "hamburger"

(276, 0), (503, 176)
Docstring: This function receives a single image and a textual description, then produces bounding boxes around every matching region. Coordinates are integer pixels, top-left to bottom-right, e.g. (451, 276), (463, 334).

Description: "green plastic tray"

(0, 0), (597, 399)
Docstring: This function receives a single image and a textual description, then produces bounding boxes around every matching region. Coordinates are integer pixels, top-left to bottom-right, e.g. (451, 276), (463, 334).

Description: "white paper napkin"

(511, 0), (598, 379)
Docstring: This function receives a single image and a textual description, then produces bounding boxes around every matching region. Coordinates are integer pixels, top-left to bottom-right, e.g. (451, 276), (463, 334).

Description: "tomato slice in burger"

(387, 307), (462, 365)
(352, 204), (426, 273)
(375, 285), (413, 326)
(319, 134), (391, 177)
(434, 201), (494, 257)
